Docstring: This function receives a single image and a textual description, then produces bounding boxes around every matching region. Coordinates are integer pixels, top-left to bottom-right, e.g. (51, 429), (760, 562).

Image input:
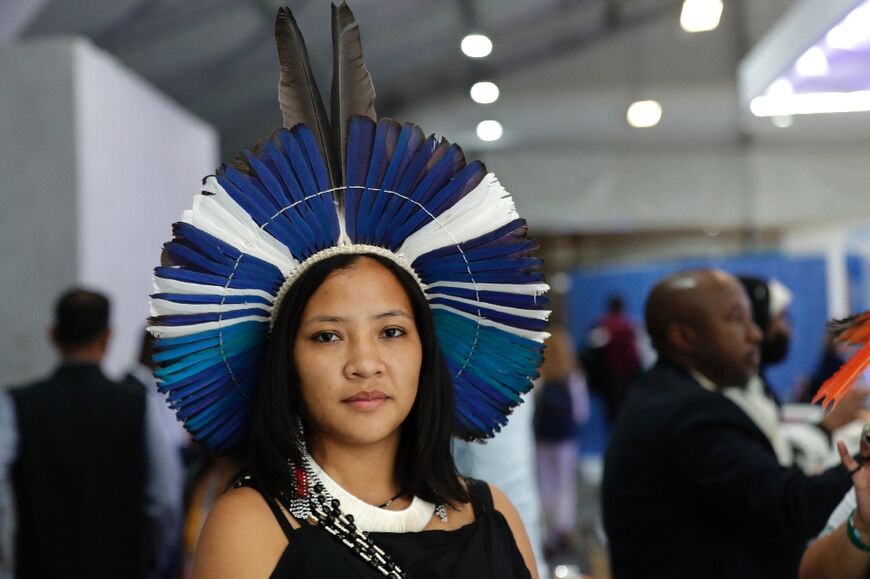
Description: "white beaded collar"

(306, 453), (435, 533)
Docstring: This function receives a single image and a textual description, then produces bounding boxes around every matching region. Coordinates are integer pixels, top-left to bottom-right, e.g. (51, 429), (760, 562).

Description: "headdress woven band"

(147, 4), (550, 453)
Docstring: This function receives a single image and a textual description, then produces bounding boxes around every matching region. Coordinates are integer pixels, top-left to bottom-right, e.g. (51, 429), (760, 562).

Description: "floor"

(543, 458), (611, 579)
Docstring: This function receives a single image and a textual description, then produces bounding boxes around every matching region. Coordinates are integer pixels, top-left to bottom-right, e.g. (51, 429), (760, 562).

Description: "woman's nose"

(344, 336), (385, 379)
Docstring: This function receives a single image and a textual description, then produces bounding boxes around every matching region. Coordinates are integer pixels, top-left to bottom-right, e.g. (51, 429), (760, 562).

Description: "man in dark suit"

(603, 269), (853, 579)
(2, 288), (178, 579)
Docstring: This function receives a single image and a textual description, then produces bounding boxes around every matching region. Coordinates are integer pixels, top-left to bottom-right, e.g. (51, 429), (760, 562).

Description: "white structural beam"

(738, 0), (858, 108)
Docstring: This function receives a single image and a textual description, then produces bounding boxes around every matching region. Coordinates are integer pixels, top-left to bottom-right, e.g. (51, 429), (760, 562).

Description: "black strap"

(464, 477), (493, 519)
(232, 474), (298, 538)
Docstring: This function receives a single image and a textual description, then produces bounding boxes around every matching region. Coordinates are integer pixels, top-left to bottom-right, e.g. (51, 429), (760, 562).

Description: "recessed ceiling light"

(680, 0), (724, 33)
(470, 81), (500, 104)
(461, 34), (493, 58)
(626, 100), (662, 128)
(476, 120), (503, 141)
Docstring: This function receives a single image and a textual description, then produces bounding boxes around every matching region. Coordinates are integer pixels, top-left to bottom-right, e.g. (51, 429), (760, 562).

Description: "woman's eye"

(313, 332), (340, 343)
(381, 327), (406, 339)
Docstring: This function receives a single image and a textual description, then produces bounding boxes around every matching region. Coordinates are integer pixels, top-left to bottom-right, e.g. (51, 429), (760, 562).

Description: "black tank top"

(240, 477), (532, 579)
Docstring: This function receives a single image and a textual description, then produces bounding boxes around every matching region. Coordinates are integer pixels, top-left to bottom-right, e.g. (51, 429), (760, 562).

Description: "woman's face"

(293, 257), (422, 450)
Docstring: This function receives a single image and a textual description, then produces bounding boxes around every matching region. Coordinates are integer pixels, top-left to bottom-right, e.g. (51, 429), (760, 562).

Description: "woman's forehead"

(306, 258), (412, 315)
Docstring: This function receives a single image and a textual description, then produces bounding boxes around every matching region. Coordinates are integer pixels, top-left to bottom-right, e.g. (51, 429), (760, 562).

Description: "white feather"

(150, 298), (271, 318)
(425, 281), (549, 296)
(426, 293), (550, 320)
(147, 314), (269, 339)
(430, 304), (550, 343)
(398, 173), (518, 262)
(183, 178), (299, 276)
(151, 277), (275, 302)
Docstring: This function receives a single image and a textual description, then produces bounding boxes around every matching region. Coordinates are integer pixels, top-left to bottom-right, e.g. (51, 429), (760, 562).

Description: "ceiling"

(12, 0), (870, 160)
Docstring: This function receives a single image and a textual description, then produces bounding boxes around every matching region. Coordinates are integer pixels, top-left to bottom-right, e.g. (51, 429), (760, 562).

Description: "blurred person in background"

(801, 333), (849, 404)
(0, 288), (182, 579)
(123, 329), (189, 578)
(453, 391), (548, 578)
(730, 277), (867, 474)
(180, 449), (245, 578)
(124, 330), (191, 463)
(581, 295), (641, 426)
(739, 276), (793, 395)
(603, 269), (853, 579)
(534, 327), (589, 559)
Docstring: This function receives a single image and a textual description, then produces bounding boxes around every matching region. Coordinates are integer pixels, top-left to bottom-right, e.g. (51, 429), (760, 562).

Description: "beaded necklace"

(281, 452), (449, 578)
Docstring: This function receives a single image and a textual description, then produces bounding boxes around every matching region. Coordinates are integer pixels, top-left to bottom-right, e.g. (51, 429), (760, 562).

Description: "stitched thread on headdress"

(268, 243), (421, 330)
(213, 183), (488, 399)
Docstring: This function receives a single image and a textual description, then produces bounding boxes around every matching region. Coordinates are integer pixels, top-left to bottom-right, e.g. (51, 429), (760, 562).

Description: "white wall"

(0, 39), (79, 386)
(0, 37), (218, 386)
(74, 39), (218, 378)
(781, 224), (851, 318)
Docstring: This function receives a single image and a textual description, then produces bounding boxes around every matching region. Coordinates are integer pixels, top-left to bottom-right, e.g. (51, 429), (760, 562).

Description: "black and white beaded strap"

(303, 485), (406, 578)
(283, 453), (405, 578)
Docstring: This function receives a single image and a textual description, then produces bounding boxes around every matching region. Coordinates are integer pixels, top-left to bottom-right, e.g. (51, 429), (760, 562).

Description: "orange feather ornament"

(813, 313), (870, 408)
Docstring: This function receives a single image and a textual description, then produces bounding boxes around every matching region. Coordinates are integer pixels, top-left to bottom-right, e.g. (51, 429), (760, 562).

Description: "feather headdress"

(148, 3), (550, 453)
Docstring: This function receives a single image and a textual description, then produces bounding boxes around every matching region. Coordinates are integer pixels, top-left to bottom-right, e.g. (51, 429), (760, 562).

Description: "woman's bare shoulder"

(487, 482), (539, 579)
(191, 486), (291, 579)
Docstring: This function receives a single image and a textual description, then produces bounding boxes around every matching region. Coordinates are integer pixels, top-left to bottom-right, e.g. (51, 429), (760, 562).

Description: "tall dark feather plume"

(275, 7), (339, 186)
(331, 2), (377, 184)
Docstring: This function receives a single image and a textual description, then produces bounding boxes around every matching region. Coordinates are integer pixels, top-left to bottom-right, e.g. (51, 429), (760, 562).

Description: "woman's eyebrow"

(374, 310), (413, 320)
(302, 315), (344, 326)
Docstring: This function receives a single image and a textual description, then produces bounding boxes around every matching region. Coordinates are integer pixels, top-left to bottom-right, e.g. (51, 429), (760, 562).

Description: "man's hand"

(823, 388), (870, 433)
(838, 426), (870, 532)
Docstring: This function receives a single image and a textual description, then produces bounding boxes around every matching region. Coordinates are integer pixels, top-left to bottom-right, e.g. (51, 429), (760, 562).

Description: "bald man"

(602, 270), (853, 579)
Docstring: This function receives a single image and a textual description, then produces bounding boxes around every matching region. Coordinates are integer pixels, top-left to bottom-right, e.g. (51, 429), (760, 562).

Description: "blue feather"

(430, 297), (548, 332)
(153, 321), (265, 348)
(373, 130), (431, 243)
(153, 293), (272, 306)
(344, 117), (376, 239)
(425, 287), (549, 310)
(386, 143), (463, 249)
(153, 328), (263, 365)
(294, 125), (341, 244)
(155, 266), (277, 292)
(242, 150), (320, 255)
(276, 128), (340, 251)
(153, 308), (268, 328)
(262, 141), (331, 253)
(388, 163), (484, 245)
(352, 119), (394, 243)
(217, 169), (309, 257)
(357, 122), (412, 244)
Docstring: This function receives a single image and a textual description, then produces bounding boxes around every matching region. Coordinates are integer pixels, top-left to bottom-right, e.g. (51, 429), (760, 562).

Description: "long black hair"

(250, 253), (468, 506)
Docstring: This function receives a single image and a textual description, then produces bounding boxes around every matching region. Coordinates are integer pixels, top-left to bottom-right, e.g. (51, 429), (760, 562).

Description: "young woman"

(148, 4), (549, 577)
(192, 254), (539, 577)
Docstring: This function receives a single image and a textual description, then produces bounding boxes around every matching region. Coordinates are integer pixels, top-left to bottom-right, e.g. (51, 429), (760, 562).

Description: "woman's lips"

(343, 390), (387, 411)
